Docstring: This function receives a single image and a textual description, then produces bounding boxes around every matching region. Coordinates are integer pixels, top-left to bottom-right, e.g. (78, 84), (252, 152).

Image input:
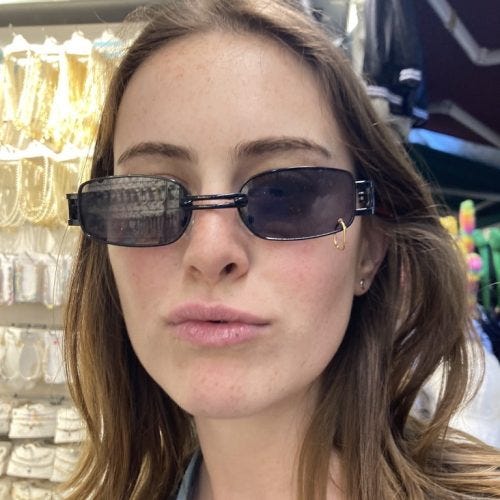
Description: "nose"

(181, 204), (251, 286)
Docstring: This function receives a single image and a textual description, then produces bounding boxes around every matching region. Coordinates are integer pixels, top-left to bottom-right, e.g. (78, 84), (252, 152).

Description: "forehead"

(126, 30), (322, 96)
(113, 30), (351, 171)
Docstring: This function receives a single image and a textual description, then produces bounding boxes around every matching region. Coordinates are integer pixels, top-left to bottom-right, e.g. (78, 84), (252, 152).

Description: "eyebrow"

(117, 142), (196, 164)
(116, 136), (333, 166)
(233, 137), (333, 161)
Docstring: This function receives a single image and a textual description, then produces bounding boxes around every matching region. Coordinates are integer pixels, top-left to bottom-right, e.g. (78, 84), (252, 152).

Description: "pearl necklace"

(19, 156), (58, 225)
(0, 160), (23, 228)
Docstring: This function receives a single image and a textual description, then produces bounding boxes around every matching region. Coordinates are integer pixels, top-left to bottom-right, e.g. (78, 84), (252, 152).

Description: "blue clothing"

(473, 318), (494, 354)
(174, 452), (201, 500)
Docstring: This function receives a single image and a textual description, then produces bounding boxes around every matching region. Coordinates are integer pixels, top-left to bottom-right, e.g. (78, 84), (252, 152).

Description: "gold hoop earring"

(333, 218), (346, 251)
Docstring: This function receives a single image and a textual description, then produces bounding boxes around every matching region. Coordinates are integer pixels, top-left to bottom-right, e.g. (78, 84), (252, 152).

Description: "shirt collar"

(175, 451), (202, 500)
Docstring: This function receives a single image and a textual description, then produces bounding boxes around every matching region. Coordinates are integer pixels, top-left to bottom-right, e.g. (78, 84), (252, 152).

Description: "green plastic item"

(489, 228), (500, 310)
(472, 229), (491, 310)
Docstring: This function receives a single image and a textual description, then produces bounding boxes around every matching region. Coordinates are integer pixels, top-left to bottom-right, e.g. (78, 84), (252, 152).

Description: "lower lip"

(173, 321), (265, 347)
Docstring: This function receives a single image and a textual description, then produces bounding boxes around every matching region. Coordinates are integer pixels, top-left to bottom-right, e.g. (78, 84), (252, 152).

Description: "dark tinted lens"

(239, 168), (355, 239)
(79, 176), (190, 246)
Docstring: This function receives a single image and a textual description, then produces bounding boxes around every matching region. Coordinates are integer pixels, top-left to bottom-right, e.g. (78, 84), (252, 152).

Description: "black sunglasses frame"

(67, 167), (375, 247)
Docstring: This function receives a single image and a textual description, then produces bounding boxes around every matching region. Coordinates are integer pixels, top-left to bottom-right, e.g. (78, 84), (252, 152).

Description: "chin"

(161, 375), (276, 420)
(185, 403), (259, 420)
(145, 353), (314, 420)
(169, 380), (316, 422)
(171, 386), (264, 420)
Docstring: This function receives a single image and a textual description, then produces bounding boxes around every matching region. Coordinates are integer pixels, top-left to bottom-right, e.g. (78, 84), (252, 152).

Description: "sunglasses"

(66, 167), (375, 247)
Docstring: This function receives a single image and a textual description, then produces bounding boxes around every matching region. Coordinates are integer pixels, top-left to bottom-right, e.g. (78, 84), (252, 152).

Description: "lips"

(167, 303), (269, 347)
(168, 303), (268, 325)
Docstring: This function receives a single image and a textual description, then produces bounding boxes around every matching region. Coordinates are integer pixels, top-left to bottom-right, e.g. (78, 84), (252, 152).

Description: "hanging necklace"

(0, 160), (23, 228)
(13, 50), (41, 148)
(19, 156), (57, 225)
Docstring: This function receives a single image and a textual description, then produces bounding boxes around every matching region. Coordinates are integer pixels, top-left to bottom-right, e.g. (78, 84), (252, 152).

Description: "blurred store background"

(0, 3), (498, 493)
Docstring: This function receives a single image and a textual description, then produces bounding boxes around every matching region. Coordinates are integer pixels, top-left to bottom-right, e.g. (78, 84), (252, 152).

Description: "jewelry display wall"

(1, 24), (123, 499)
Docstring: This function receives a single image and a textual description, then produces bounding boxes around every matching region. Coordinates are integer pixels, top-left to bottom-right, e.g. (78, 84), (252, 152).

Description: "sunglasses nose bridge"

(181, 193), (248, 211)
(180, 193), (250, 242)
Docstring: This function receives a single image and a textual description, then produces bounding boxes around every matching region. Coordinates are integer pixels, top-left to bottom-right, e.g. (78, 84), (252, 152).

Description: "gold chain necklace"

(33, 54), (59, 148)
(1, 55), (24, 145)
(19, 156), (57, 225)
(13, 51), (41, 148)
(0, 160), (23, 228)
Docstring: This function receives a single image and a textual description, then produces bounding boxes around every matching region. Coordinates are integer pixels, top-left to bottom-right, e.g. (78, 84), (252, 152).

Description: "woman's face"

(110, 32), (379, 419)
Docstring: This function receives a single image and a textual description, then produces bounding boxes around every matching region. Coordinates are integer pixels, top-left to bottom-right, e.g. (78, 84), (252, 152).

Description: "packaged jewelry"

(54, 407), (85, 444)
(1, 327), (23, 384)
(49, 446), (80, 483)
(14, 254), (42, 304)
(18, 329), (44, 385)
(0, 254), (15, 305)
(43, 330), (66, 385)
(41, 256), (57, 309)
(0, 477), (12, 500)
(0, 327), (5, 373)
(19, 157), (57, 226)
(9, 403), (57, 439)
(41, 257), (64, 309)
(32, 43), (61, 150)
(1, 327), (44, 391)
(11, 479), (56, 500)
(40, 253), (74, 309)
(0, 400), (13, 435)
(0, 160), (23, 229)
(0, 441), (13, 476)
(6, 442), (55, 480)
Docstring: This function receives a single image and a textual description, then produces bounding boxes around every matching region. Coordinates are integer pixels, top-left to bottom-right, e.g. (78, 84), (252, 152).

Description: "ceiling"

(412, 0), (500, 226)
(414, 0), (500, 147)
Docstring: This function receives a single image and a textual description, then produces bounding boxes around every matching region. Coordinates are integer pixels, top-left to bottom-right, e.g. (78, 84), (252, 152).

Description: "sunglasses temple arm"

(66, 194), (81, 226)
(354, 180), (375, 216)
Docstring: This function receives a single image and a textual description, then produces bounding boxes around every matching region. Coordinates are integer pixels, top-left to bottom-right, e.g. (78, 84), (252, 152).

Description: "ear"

(354, 226), (387, 296)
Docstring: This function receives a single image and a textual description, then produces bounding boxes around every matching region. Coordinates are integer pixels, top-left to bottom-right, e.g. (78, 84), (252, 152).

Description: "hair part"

(64, 1), (500, 498)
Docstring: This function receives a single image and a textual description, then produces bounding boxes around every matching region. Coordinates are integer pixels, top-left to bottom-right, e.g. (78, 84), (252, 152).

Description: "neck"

(196, 410), (303, 500)
(192, 390), (344, 500)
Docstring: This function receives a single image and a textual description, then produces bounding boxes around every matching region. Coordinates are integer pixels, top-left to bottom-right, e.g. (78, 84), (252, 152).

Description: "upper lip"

(167, 303), (269, 325)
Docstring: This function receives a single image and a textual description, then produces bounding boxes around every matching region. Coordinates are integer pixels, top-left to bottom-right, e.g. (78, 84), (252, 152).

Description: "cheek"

(108, 247), (180, 314)
(264, 237), (358, 355)
(268, 238), (357, 312)
(244, 239), (359, 403)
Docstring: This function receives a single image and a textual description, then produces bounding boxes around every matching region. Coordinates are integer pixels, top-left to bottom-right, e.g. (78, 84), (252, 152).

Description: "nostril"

(223, 263), (236, 275)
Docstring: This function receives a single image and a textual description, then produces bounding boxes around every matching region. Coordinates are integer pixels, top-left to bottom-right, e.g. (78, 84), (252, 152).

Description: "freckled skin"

(109, 32), (376, 420)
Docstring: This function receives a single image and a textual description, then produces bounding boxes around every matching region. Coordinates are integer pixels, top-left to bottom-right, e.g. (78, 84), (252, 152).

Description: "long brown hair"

(63, 1), (500, 498)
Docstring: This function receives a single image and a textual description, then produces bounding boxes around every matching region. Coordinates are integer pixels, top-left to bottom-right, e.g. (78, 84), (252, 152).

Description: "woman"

(64, 1), (500, 498)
